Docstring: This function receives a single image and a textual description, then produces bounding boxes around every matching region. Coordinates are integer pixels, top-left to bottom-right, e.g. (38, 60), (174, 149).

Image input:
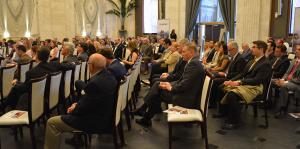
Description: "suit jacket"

(113, 43), (125, 60)
(231, 56), (272, 86)
(206, 48), (216, 63)
(157, 45), (165, 54)
(167, 57), (187, 82)
(164, 51), (181, 72)
(77, 52), (88, 62)
(226, 53), (246, 79)
(171, 56), (205, 109)
(62, 69), (118, 133)
(241, 49), (253, 62)
(272, 55), (290, 78)
(108, 59), (127, 82)
(283, 59), (300, 84)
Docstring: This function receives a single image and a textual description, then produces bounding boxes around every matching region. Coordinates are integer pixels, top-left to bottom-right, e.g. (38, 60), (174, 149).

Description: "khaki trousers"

(44, 116), (78, 149)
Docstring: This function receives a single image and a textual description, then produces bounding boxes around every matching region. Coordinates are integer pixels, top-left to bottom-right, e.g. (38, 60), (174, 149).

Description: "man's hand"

(224, 81), (240, 86)
(67, 103), (77, 114)
(218, 72), (226, 77)
(159, 82), (172, 91)
(275, 79), (286, 87)
(160, 73), (169, 79)
(11, 79), (18, 86)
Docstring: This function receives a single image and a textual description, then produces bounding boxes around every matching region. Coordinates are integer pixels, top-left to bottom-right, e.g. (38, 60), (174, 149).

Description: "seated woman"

(209, 42), (230, 74)
(122, 40), (139, 70)
(50, 40), (59, 61)
(206, 41), (222, 68)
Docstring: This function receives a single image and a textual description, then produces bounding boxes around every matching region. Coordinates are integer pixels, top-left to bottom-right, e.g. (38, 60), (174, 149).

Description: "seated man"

(272, 45), (290, 79)
(44, 54), (118, 149)
(210, 41), (246, 109)
(274, 44), (300, 118)
(98, 48), (127, 82)
(220, 40), (272, 129)
(150, 39), (189, 85)
(133, 44), (205, 127)
(13, 45), (32, 80)
(3, 46), (61, 110)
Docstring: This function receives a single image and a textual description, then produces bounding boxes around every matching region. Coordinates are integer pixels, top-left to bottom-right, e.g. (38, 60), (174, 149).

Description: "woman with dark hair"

(170, 29), (177, 41)
(50, 40), (59, 61)
(122, 40), (139, 70)
(210, 41), (229, 72)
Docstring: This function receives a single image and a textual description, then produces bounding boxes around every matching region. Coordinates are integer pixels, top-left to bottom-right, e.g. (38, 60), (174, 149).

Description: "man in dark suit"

(273, 45), (300, 118)
(3, 46), (61, 110)
(272, 45), (290, 78)
(205, 41), (216, 63)
(241, 42), (253, 62)
(220, 40), (272, 129)
(99, 48), (127, 82)
(44, 54), (118, 149)
(149, 39), (189, 85)
(210, 41), (246, 110)
(133, 44), (205, 127)
(113, 38), (125, 60)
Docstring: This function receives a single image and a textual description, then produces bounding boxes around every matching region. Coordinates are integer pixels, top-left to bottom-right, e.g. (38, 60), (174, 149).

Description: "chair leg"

(168, 123), (172, 149)
(13, 127), (18, 141)
(124, 106), (132, 131)
(203, 122), (209, 149)
(200, 123), (205, 138)
(83, 134), (88, 148)
(29, 125), (36, 149)
(112, 127), (119, 149)
(118, 121), (125, 146)
(253, 105), (258, 118)
(19, 127), (23, 138)
(264, 103), (269, 128)
(88, 134), (92, 144)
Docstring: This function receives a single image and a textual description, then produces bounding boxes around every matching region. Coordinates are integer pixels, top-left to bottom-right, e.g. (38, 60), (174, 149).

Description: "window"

(143, 0), (158, 33)
(197, 0), (223, 23)
(290, 0), (300, 33)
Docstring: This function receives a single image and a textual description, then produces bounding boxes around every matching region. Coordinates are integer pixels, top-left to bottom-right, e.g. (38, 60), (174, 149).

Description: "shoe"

(131, 109), (145, 117)
(274, 111), (284, 119)
(141, 79), (150, 85)
(212, 113), (225, 118)
(65, 135), (84, 147)
(136, 118), (152, 127)
(143, 71), (149, 75)
(221, 123), (240, 130)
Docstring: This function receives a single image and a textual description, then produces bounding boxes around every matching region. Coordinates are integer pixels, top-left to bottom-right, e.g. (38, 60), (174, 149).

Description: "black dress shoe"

(221, 123), (240, 130)
(136, 118), (152, 127)
(65, 135), (84, 147)
(212, 113), (225, 118)
(131, 109), (145, 117)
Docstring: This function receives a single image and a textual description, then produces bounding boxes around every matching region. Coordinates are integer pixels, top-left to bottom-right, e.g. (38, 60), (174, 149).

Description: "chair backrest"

(86, 63), (90, 81)
(80, 61), (87, 81)
(29, 75), (47, 122)
(19, 62), (31, 82)
(115, 78), (130, 125)
(120, 75), (130, 111)
(59, 50), (64, 63)
(127, 70), (136, 101)
(262, 72), (273, 102)
(48, 71), (62, 110)
(200, 76), (212, 116)
(1, 65), (17, 99)
(74, 62), (81, 84)
(30, 60), (38, 69)
(64, 69), (72, 98)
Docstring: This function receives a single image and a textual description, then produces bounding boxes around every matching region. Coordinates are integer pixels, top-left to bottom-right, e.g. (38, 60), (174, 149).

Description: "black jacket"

(171, 57), (205, 109)
(113, 43), (125, 60)
(231, 56), (272, 86)
(108, 59), (127, 82)
(226, 53), (246, 79)
(272, 55), (290, 78)
(61, 69), (118, 133)
(167, 57), (187, 82)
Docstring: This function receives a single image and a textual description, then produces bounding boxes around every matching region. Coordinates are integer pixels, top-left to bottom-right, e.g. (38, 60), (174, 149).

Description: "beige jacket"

(163, 51), (181, 72)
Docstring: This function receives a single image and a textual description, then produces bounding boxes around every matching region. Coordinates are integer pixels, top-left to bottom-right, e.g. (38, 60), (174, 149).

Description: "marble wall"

(235, 0), (272, 47)
(165, 0), (186, 40)
(0, 0), (136, 40)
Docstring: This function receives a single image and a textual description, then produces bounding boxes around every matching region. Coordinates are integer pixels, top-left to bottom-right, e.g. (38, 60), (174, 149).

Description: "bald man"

(44, 54), (118, 149)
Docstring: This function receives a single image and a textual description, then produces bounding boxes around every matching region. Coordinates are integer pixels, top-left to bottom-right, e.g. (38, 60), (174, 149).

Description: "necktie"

(272, 58), (280, 69)
(247, 59), (256, 72)
(287, 61), (299, 80)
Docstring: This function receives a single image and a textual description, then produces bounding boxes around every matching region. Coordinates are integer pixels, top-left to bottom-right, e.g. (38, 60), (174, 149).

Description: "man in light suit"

(133, 44), (205, 127)
(274, 44), (300, 118)
(44, 54), (118, 149)
(220, 40), (272, 129)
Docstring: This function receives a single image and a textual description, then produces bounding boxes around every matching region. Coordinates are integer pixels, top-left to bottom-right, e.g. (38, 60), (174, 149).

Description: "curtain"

(0, 0), (5, 34)
(185, 0), (200, 38)
(219, 0), (236, 39)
